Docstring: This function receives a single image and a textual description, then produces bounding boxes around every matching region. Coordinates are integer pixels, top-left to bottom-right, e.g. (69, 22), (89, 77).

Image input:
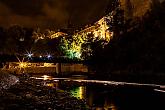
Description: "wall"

(60, 63), (88, 73)
(6, 62), (88, 74)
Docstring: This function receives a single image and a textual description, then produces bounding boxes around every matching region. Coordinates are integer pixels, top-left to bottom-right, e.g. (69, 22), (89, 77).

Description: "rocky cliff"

(120, 0), (161, 20)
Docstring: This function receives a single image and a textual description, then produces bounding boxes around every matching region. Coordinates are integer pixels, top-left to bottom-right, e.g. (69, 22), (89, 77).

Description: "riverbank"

(0, 73), (88, 110)
(87, 72), (165, 85)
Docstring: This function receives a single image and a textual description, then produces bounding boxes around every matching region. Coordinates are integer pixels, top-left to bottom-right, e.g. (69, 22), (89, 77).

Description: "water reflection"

(86, 86), (117, 110)
(42, 75), (52, 80)
(70, 86), (86, 99)
(30, 75), (165, 110)
(46, 83), (54, 87)
(31, 75), (118, 110)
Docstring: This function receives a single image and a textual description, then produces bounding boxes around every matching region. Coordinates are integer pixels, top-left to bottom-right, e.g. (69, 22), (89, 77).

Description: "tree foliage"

(88, 1), (165, 77)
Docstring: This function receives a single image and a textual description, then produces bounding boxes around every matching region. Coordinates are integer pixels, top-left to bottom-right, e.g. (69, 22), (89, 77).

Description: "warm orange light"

(19, 62), (27, 68)
(44, 63), (54, 67)
(42, 75), (52, 80)
(47, 83), (54, 87)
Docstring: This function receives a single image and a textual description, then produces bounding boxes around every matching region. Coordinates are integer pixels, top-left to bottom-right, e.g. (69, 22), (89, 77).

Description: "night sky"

(0, 0), (110, 30)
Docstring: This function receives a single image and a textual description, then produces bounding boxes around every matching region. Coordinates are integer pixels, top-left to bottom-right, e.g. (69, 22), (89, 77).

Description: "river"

(31, 74), (165, 110)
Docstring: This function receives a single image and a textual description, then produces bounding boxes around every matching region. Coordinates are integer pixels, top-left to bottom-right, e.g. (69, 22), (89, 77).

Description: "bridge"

(2, 62), (88, 75)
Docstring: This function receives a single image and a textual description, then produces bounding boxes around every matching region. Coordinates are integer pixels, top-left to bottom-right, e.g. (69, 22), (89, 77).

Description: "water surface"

(31, 75), (165, 110)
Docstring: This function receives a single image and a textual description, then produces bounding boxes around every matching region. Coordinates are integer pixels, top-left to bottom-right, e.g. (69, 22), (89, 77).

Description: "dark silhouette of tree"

(6, 25), (24, 54)
(5, 25), (34, 54)
(87, 1), (165, 83)
(0, 27), (7, 53)
(22, 27), (35, 51)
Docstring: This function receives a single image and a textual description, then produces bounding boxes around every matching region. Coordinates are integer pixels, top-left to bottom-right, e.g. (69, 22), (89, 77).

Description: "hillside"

(88, 1), (165, 84)
(120, 0), (152, 19)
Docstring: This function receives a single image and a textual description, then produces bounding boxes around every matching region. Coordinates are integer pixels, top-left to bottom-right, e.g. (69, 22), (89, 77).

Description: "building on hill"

(74, 16), (114, 42)
(50, 32), (68, 39)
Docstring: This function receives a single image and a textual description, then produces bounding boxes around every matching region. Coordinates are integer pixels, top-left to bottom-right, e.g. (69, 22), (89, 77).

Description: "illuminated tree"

(59, 35), (83, 59)
(58, 0), (124, 60)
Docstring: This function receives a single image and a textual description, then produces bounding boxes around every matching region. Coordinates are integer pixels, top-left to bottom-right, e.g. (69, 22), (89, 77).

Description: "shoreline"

(0, 74), (88, 110)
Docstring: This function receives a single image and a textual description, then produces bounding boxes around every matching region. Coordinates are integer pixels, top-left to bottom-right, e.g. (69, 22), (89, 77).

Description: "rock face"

(0, 71), (19, 90)
(120, 0), (160, 19)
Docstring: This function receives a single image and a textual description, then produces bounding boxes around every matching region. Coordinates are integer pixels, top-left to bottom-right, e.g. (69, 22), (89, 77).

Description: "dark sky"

(0, 0), (110, 30)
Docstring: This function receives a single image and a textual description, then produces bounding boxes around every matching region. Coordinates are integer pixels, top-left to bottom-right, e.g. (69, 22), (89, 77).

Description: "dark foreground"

(0, 75), (88, 110)
(1, 72), (165, 110)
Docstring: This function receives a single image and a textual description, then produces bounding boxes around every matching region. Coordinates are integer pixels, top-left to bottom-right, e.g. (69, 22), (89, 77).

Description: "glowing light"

(28, 54), (33, 58)
(19, 38), (24, 41)
(46, 83), (54, 87)
(42, 75), (52, 80)
(39, 55), (42, 58)
(19, 63), (24, 68)
(47, 54), (52, 59)
(154, 89), (165, 93)
(25, 51), (33, 58)
(16, 56), (28, 73)
(19, 62), (27, 68)
(43, 63), (54, 67)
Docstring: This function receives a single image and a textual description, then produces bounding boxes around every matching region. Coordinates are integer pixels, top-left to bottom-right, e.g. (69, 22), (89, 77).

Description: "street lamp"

(47, 54), (52, 59)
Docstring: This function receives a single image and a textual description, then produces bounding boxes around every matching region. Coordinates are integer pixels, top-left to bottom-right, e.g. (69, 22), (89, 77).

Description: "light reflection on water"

(30, 75), (165, 110)
(70, 86), (117, 110)
(70, 86), (85, 99)
(46, 83), (54, 87)
(41, 75), (52, 80)
(31, 75), (118, 110)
